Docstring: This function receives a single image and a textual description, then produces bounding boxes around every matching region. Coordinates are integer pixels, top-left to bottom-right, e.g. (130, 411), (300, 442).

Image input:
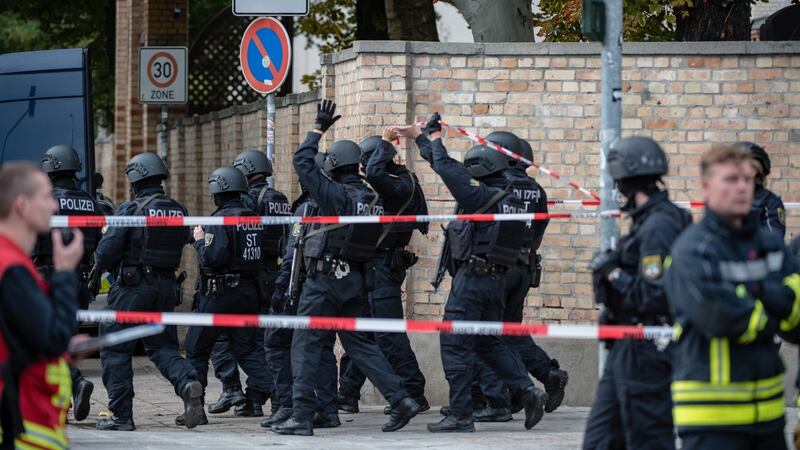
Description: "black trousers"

(185, 280), (272, 404)
(265, 303), (339, 414)
(209, 270), (277, 394)
(474, 264), (556, 406)
(99, 274), (198, 420)
(582, 339), (675, 450)
(680, 431), (787, 450)
(441, 265), (534, 419)
(337, 255), (426, 402)
(291, 267), (409, 421)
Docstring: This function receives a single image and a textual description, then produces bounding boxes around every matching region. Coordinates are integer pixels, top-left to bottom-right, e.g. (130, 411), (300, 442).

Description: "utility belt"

(118, 266), (179, 287)
(376, 247), (419, 271)
(458, 256), (508, 277)
(308, 255), (364, 280)
(201, 272), (257, 294)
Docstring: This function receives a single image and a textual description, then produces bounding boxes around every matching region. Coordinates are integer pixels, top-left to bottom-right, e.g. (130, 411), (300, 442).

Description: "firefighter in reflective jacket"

(666, 145), (800, 450)
(0, 163), (85, 450)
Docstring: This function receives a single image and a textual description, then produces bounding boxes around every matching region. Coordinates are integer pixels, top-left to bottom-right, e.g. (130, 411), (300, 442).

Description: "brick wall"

(103, 40), (800, 319)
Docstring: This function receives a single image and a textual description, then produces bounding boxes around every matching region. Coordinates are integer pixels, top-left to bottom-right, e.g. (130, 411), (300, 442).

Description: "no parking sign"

(239, 18), (291, 95)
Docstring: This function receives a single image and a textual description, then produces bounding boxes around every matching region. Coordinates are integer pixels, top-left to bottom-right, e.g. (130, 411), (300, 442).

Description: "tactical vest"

(32, 186), (99, 268)
(447, 188), (526, 268)
(507, 178), (542, 250)
(122, 194), (188, 269)
(219, 206), (266, 274)
(378, 172), (429, 250)
(304, 183), (384, 263)
(250, 185), (290, 258)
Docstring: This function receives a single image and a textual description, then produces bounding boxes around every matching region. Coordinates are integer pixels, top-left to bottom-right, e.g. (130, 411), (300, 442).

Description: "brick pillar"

(113, 0), (188, 202)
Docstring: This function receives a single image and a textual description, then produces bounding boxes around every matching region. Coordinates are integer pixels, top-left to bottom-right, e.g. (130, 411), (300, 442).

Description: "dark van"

(0, 48), (96, 192)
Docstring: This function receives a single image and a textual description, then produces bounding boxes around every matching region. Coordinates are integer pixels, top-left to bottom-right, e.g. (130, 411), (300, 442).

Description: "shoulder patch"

(291, 223), (302, 237)
(642, 255), (663, 279)
(204, 232), (214, 247)
(469, 179), (480, 187)
(777, 208), (785, 226)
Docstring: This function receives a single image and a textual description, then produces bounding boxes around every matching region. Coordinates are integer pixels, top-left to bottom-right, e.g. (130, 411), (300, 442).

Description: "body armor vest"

(122, 194), (188, 269)
(250, 185), (290, 258)
(304, 183), (384, 263)
(378, 172), (429, 250)
(32, 186), (99, 268)
(447, 189), (526, 268)
(219, 206), (266, 274)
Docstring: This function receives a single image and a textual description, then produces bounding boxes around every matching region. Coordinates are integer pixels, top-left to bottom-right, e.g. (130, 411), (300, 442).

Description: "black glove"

(272, 286), (288, 313)
(758, 280), (794, 320)
(314, 99), (341, 133)
(424, 112), (442, 135)
(591, 249), (620, 280)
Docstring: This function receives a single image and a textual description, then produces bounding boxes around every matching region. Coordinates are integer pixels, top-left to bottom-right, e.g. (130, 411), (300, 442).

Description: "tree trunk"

(356, 0), (389, 40)
(675, 0), (752, 41)
(384, 0), (439, 41)
(443, 0), (534, 42)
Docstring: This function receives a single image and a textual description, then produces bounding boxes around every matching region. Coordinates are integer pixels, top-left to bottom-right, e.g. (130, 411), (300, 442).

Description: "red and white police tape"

(51, 211), (621, 228)
(428, 198), (800, 210)
(437, 120), (601, 201)
(76, 310), (674, 341)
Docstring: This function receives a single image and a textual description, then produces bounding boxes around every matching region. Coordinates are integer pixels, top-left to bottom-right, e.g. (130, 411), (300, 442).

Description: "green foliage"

(534, 0), (771, 42)
(297, 0), (356, 54)
(0, 0), (115, 128)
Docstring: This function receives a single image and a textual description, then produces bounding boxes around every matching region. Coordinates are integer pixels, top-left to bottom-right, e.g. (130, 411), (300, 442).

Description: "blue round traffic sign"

(240, 18), (291, 94)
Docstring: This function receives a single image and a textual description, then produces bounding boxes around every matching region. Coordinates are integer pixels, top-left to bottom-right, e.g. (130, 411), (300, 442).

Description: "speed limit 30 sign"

(139, 47), (187, 104)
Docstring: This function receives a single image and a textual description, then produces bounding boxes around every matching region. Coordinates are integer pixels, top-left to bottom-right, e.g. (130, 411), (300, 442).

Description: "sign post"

(232, 0), (309, 16)
(139, 47), (187, 165)
(239, 17), (291, 186)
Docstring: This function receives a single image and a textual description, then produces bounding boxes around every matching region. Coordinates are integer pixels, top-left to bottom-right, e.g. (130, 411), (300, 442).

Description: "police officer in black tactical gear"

(737, 142), (786, 238)
(94, 172), (116, 216)
(203, 150), (289, 418)
(184, 166), (274, 423)
(94, 152), (205, 431)
(399, 114), (547, 433)
(262, 156), (340, 430)
(336, 128), (431, 416)
(583, 137), (691, 450)
(466, 132), (568, 422)
(270, 100), (419, 436)
(31, 145), (100, 423)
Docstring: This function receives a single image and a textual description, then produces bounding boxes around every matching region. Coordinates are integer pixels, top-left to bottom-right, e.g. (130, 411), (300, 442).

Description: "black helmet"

(42, 145), (81, 174)
(464, 144), (509, 178)
(607, 137), (668, 181)
(486, 131), (522, 165)
(94, 172), (104, 188)
(737, 141), (770, 177)
(359, 135), (383, 166)
(126, 152), (169, 183)
(323, 140), (361, 174)
(518, 140), (534, 165)
(208, 166), (248, 194)
(233, 149), (273, 177)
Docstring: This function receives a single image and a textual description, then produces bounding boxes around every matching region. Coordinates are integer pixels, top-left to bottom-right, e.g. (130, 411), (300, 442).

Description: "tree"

(439, 0), (535, 42)
(674, 0), (752, 41)
(534, 0), (773, 42)
(0, 0), (116, 128)
(385, 0), (439, 41)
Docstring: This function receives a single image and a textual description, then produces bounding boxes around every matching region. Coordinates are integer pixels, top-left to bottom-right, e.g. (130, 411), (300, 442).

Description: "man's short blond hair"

(0, 162), (44, 219)
(701, 145), (755, 177)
